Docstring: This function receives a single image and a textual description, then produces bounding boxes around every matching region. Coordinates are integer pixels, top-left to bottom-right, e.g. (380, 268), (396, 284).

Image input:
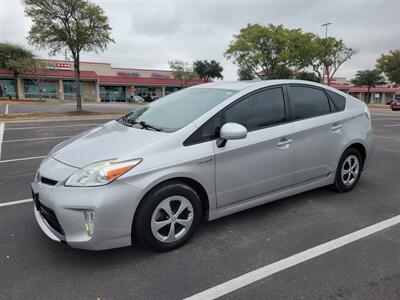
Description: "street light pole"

(321, 22), (332, 84)
(321, 22), (332, 38)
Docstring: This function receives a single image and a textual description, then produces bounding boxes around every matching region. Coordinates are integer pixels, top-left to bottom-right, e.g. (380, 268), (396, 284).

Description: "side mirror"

(217, 122), (247, 147)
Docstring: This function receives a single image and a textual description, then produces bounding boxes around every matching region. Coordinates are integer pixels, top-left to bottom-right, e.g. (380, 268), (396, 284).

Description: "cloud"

(1, 0), (399, 80)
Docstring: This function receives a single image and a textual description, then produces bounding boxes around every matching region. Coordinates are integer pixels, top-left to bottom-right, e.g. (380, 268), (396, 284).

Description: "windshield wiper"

(119, 117), (161, 132)
(120, 116), (134, 127)
(139, 121), (162, 132)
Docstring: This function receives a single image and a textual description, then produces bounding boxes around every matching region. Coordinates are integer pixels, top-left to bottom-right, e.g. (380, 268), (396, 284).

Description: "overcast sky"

(0, 0), (399, 80)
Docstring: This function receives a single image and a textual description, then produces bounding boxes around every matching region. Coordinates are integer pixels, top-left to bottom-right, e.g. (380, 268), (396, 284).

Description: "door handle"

(331, 124), (343, 131)
(277, 138), (292, 147)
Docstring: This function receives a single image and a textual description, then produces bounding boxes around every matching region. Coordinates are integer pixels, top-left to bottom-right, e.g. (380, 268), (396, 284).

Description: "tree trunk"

(14, 71), (19, 100)
(74, 52), (82, 112)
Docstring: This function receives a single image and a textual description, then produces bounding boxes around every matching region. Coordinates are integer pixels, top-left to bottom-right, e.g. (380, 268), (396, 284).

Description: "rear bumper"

(363, 128), (375, 170)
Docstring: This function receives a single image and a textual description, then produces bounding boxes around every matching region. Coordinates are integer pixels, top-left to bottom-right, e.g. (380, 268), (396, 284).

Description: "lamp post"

(321, 22), (332, 84)
(321, 22), (332, 38)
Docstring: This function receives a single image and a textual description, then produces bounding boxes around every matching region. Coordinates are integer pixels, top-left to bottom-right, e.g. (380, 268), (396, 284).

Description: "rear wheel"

(333, 148), (363, 193)
(134, 181), (202, 251)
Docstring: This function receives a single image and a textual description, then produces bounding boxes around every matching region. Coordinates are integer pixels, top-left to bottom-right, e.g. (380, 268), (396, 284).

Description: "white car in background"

(128, 95), (144, 103)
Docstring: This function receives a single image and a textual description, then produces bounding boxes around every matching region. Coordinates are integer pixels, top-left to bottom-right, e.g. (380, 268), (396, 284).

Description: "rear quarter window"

(326, 90), (346, 112)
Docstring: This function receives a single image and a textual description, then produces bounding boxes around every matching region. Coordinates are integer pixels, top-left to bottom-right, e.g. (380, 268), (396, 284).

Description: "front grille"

(40, 176), (58, 186)
(39, 203), (64, 235)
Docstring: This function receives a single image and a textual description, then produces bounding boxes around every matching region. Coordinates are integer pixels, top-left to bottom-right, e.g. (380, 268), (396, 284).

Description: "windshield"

(120, 88), (237, 132)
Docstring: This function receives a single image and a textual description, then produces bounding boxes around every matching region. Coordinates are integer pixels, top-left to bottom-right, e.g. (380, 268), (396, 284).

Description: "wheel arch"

(131, 176), (211, 240)
(341, 142), (367, 169)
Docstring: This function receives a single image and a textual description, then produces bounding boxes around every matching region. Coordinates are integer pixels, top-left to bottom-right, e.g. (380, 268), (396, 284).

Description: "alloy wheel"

(341, 154), (360, 186)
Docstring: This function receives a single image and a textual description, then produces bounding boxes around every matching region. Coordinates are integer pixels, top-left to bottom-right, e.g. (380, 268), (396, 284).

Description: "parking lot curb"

(0, 115), (121, 123)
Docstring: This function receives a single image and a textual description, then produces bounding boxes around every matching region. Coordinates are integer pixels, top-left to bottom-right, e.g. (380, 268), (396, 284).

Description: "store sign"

(117, 71), (140, 77)
(45, 62), (72, 70)
(55, 63), (72, 69)
(151, 72), (169, 78)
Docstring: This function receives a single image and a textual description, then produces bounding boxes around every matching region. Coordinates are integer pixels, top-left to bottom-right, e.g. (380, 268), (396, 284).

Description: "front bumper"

(31, 159), (143, 250)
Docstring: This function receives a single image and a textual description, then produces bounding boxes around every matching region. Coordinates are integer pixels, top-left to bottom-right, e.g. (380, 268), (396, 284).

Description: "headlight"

(65, 158), (142, 187)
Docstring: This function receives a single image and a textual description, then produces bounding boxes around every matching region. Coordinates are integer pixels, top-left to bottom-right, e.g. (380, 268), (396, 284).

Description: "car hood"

(51, 120), (167, 168)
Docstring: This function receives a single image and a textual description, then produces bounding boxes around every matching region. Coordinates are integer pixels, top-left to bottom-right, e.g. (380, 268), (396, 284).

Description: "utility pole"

(321, 22), (332, 84)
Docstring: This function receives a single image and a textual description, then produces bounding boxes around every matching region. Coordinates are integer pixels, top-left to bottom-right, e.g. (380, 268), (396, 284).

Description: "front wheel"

(134, 181), (202, 251)
(333, 148), (363, 193)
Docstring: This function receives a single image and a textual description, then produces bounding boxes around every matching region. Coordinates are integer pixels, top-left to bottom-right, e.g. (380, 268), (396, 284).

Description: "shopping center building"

(0, 59), (205, 102)
(330, 77), (400, 104)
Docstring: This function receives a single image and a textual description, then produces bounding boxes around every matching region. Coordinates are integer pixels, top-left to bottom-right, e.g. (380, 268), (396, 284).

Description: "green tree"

(23, 0), (114, 112)
(237, 64), (255, 80)
(193, 60), (223, 82)
(309, 36), (357, 85)
(0, 43), (35, 99)
(169, 60), (196, 87)
(376, 49), (400, 85)
(225, 23), (313, 80)
(296, 71), (320, 82)
(351, 69), (385, 103)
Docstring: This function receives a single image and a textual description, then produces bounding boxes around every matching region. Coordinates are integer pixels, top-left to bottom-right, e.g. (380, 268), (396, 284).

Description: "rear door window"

(289, 86), (331, 119)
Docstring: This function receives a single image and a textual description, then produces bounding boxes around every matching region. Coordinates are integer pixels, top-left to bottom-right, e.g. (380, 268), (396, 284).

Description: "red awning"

(349, 86), (399, 93)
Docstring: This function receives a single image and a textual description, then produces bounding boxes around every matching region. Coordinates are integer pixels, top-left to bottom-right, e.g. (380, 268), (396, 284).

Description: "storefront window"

(24, 79), (57, 99)
(135, 86), (157, 98)
(0, 79), (16, 99)
(374, 93), (381, 104)
(100, 86), (126, 102)
(63, 80), (83, 100)
(165, 87), (181, 95)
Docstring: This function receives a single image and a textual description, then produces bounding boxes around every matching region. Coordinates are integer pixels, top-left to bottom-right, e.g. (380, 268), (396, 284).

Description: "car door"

(288, 85), (345, 185)
(214, 86), (295, 208)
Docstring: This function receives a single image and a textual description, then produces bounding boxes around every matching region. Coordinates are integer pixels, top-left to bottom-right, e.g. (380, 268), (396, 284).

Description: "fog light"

(84, 210), (95, 236)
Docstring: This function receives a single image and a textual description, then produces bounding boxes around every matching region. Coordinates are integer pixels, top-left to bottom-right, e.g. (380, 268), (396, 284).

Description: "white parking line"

(5, 123), (102, 131)
(384, 124), (400, 127)
(0, 198), (33, 208)
(185, 214), (400, 300)
(5, 104), (9, 114)
(3, 135), (71, 143)
(0, 156), (45, 163)
(0, 122), (4, 160)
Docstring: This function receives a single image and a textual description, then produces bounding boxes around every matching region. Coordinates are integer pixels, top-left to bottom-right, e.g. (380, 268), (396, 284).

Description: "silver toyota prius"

(31, 80), (374, 251)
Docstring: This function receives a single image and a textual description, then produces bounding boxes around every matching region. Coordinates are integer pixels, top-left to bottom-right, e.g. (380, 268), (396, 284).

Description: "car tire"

(333, 148), (363, 193)
(134, 181), (202, 252)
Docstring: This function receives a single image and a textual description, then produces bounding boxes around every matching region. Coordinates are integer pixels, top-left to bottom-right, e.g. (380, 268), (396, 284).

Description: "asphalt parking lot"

(0, 110), (399, 299)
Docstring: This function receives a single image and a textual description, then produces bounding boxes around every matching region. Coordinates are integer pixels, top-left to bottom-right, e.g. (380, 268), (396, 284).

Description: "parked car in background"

(143, 94), (158, 102)
(390, 100), (400, 111)
(31, 80), (374, 252)
(128, 95), (144, 103)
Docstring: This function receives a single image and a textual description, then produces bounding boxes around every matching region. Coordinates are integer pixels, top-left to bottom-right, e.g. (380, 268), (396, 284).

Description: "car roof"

(192, 79), (342, 93)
